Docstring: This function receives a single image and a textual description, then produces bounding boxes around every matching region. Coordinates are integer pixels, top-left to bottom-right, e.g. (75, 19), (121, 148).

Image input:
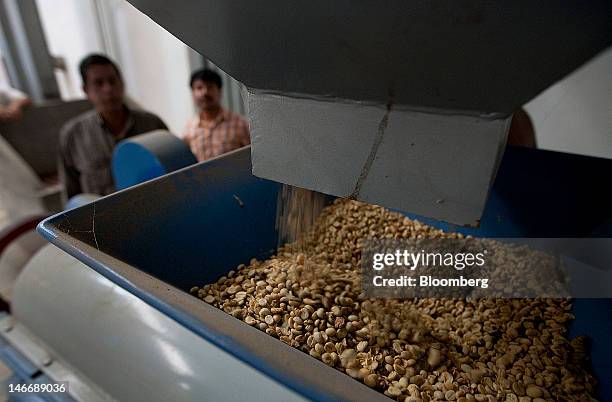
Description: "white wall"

(101, 0), (195, 134)
(525, 47), (612, 160)
(35, 0), (104, 100)
(35, 0), (195, 134)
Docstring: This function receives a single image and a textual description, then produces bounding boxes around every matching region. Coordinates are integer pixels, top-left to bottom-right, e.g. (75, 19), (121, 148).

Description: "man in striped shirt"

(58, 54), (167, 201)
(182, 69), (250, 162)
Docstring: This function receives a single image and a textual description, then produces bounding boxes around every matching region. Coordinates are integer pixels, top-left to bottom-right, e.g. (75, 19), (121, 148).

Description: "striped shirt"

(183, 108), (250, 162)
(58, 107), (167, 200)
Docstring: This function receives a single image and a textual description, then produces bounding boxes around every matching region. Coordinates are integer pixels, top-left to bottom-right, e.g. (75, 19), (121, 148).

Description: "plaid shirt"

(183, 108), (250, 162)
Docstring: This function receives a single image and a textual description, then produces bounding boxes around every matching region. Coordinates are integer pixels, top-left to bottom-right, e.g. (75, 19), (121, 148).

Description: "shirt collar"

(96, 105), (135, 140)
(199, 107), (227, 127)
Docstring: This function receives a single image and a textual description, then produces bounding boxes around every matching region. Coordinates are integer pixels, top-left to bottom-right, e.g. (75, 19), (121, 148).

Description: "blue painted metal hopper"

(38, 147), (612, 401)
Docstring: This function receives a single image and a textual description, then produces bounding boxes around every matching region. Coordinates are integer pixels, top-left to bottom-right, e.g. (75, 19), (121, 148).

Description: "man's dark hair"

(190, 68), (223, 89)
(79, 54), (121, 84)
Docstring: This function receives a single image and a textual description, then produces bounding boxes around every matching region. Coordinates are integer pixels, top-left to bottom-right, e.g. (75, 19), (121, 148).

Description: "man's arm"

(507, 108), (536, 148)
(181, 118), (197, 158)
(0, 92), (31, 122)
(57, 128), (81, 203)
(239, 118), (251, 146)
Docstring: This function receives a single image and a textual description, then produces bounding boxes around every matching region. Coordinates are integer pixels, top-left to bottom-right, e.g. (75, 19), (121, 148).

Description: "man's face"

(83, 64), (124, 113)
(192, 79), (221, 112)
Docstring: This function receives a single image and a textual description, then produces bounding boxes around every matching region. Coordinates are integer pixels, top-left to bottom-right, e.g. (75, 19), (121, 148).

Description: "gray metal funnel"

(127, 0), (611, 225)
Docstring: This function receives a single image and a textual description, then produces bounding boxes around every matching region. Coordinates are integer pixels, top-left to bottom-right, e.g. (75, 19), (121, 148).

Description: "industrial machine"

(0, 99), (103, 306)
(125, 0), (612, 226)
(1, 2), (611, 402)
(0, 145), (608, 401)
(111, 130), (197, 191)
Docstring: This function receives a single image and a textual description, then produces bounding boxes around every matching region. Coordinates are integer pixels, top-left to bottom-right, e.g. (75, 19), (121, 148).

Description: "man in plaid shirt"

(182, 69), (250, 162)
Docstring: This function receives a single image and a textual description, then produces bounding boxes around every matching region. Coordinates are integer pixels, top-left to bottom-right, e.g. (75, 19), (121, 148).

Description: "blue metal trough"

(38, 146), (612, 401)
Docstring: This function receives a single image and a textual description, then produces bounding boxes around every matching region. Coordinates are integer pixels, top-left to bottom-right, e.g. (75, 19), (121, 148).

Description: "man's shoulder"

(60, 110), (98, 140)
(185, 114), (200, 129)
(226, 110), (249, 126)
(131, 109), (164, 124)
(129, 108), (167, 131)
